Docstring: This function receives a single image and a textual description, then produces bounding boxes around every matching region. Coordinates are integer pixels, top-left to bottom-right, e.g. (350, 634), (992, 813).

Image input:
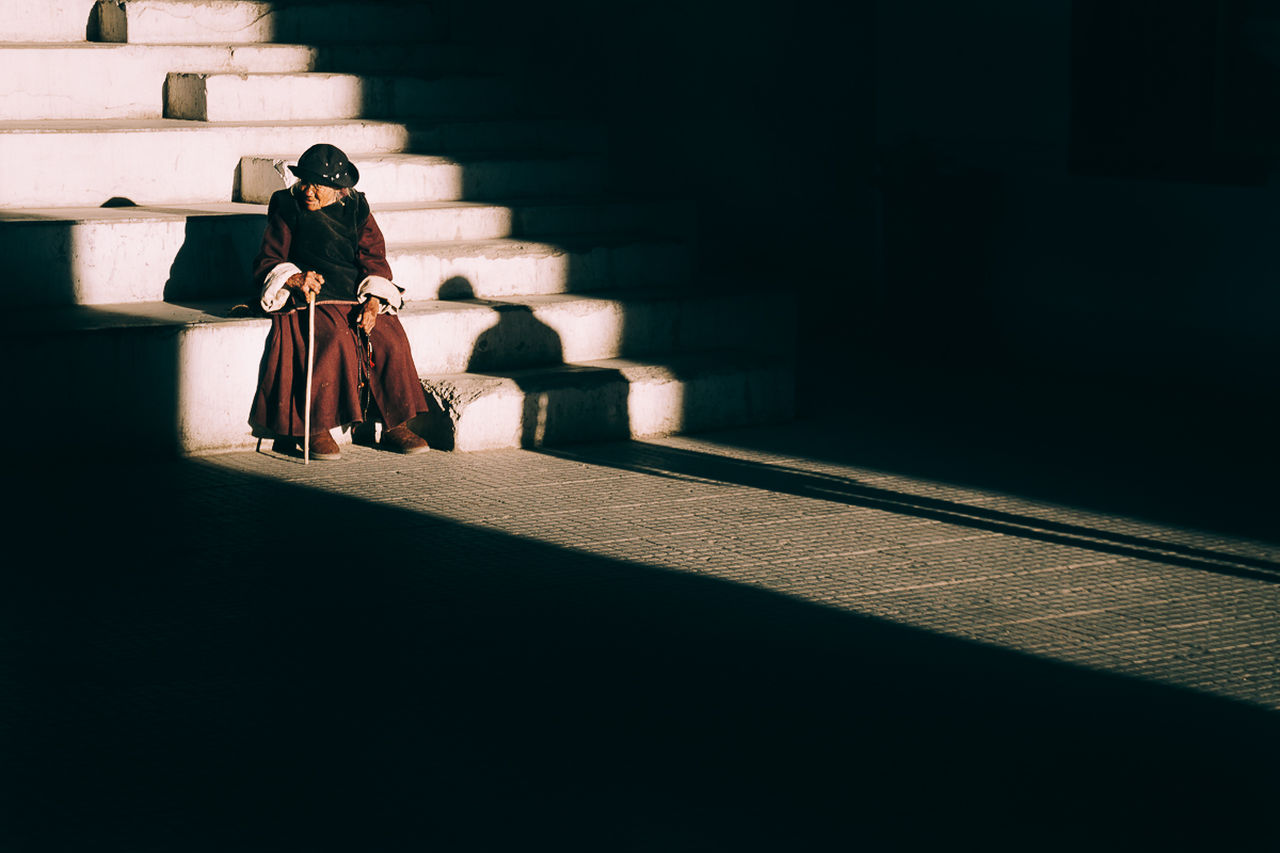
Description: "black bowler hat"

(288, 143), (359, 189)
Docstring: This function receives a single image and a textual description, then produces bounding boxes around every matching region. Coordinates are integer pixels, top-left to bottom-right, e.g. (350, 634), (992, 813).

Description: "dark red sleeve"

(252, 191), (295, 286)
(356, 211), (396, 283)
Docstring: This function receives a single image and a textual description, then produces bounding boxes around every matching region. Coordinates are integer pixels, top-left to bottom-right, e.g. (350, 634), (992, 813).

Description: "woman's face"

(297, 181), (340, 211)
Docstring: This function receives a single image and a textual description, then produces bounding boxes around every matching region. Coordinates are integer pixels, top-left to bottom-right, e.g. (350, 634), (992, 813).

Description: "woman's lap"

(249, 302), (428, 437)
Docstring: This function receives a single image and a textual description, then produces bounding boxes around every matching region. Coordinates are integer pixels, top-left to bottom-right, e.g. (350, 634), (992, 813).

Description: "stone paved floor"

(7, 415), (1280, 850)
(203, 418), (1280, 712)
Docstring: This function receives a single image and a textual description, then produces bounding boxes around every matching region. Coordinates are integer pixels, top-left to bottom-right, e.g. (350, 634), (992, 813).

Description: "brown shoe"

(271, 433), (340, 460)
(382, 423), (429, 455)
(308, 430), (342, 460)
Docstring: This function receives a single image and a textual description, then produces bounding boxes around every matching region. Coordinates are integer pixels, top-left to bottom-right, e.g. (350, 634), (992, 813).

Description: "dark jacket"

(252, 187), (395, 306)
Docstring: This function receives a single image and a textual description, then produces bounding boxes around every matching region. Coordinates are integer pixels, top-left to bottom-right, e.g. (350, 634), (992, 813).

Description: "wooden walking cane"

(304, 290), (315, 465)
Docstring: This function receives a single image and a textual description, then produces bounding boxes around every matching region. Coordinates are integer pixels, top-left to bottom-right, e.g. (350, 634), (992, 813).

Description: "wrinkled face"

(297, 181), (339, 211)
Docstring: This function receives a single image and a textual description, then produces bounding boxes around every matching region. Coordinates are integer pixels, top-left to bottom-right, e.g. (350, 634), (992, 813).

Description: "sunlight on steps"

(3, 0), (795, 455)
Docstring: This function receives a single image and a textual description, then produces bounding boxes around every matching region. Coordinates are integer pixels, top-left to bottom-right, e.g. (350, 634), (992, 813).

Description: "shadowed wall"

(447, 0), (878, 411)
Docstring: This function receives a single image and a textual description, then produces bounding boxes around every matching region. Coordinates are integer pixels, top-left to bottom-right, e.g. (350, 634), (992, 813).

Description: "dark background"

(445, 0), (1280, 457)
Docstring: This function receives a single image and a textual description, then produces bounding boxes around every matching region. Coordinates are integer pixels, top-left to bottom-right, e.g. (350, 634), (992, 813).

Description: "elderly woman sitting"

(248, 143), (430, 459)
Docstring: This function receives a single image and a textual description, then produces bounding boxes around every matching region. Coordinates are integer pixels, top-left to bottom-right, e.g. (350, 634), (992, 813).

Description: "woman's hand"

(359, 296), (382, 334)
(287, 270), (324, 302)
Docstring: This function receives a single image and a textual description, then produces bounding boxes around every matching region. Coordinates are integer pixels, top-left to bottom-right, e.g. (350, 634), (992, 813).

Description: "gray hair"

(290, 182), (355, 201)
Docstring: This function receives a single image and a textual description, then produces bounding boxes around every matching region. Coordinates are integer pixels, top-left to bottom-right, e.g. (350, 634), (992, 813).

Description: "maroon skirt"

(249, 301), (429, 438)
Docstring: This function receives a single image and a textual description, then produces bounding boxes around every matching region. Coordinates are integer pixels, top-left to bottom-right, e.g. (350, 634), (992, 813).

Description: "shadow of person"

(162, 207), (266, 309)
(427, 276), (631, 449)
(440, 277), (565, 373)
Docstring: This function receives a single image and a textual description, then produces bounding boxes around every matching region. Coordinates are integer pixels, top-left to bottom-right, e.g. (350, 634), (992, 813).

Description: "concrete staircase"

(3, 0), (793, 455)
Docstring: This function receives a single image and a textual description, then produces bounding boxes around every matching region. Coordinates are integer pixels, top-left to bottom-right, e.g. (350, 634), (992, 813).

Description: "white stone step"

(375, 197), (695, 244)
(95, 0), (443, 45)
(404, 118), (606, 155)
(400, 290), (796, 375)
(0, 119), (410, 207)
(0, 202), (263, 306)
(0, 198), (695, 307)
(165, 72), (581, 122)
(388, 237), (692, 302)
(369, 202), (514, 244)
(238, 152), (608, 204)
(0, 43), (317, 120)
(0, 0), (98, 41)
(19, 295), (792, 454)
(420, 352), (796, 452)
(503, 197), (696, 240)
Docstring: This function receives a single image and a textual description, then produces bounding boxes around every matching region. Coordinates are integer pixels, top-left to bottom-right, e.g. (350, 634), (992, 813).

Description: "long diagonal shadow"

(539, 442), (1280, 584)
(5, 454), (1280, 851)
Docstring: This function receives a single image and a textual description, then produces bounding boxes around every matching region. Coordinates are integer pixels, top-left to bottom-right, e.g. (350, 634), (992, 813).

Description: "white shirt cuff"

(260, 262), (302, 312)
(357, 275), (403, 313)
